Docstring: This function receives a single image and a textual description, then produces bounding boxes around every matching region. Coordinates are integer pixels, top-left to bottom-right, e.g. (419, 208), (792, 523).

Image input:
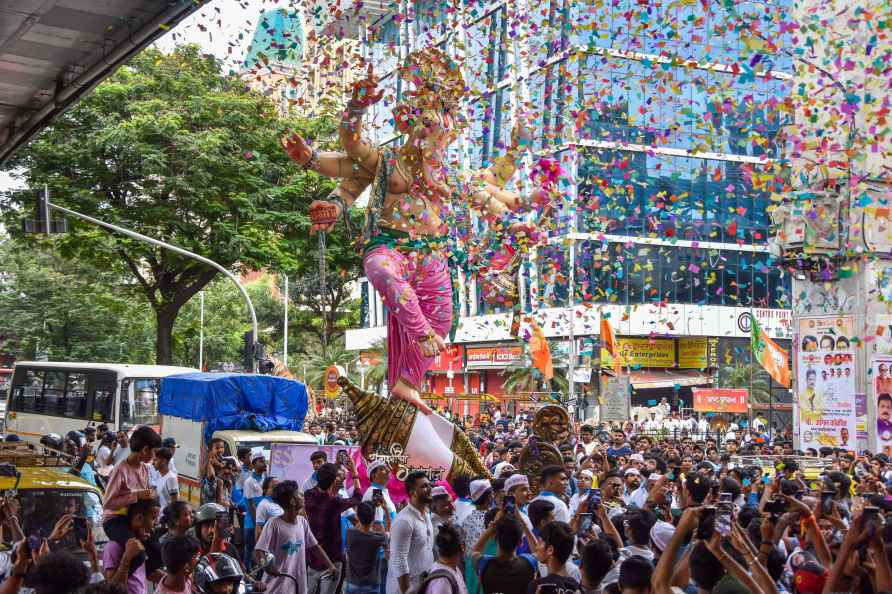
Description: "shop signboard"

(466, 345), (522, 368)
(797, 350), (857, 451)
(429, 345), (464, 372)
(600, 338), (675, 369)
(678, 338), (708, 369)
(600, 375), (630, 421)
(692, 388), (748, 413)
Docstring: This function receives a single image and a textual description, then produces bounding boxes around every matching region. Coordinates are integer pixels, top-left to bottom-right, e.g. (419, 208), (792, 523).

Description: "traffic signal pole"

(42, 200), (259, 372)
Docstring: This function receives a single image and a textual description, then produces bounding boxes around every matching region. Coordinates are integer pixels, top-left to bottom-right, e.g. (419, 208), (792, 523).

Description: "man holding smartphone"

(362, 459), (396, 528)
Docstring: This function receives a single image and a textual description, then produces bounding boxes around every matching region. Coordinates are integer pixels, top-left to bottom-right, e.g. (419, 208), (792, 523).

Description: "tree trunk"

(155, 309), (177, 365)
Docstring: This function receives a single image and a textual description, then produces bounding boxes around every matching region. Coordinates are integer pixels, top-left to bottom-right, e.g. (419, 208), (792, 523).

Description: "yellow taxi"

(0, 445), (103, 547)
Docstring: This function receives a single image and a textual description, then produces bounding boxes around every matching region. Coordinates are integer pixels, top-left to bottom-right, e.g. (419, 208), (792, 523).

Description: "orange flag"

(751, 317), (791, 387)
(601, 315), (623, 375)
(529, 319), (553, 381)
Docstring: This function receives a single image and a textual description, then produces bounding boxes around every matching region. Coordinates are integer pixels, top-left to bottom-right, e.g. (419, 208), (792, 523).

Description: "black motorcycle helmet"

(193, 553), (244, 594)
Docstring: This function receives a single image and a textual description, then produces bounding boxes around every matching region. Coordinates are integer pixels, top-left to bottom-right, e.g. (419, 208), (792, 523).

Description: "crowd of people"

(0, 405), (890, 594)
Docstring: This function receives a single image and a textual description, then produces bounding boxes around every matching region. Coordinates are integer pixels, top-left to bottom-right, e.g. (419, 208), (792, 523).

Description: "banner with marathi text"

(692, 388), (748, 413)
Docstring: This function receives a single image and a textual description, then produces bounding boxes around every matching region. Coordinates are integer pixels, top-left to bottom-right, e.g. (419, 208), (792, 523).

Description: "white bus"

(4, 361), (197, 441)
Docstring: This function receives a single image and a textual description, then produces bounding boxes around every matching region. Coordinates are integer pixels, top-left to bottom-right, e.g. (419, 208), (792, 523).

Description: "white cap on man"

(469, 479), (492, 502)
(504, 474), (528, 492)
(367, 458), (387, 477)
(431, 486), (451, 499)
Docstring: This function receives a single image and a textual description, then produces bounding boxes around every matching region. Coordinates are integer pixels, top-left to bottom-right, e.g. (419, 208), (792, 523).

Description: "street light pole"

(46, 201), (259, 372)
(198, 290), (205, 371)
(283, 275), (289, 365)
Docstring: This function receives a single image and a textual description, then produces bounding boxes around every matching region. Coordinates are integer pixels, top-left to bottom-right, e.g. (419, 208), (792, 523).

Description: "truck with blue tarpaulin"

(158, 372), (316, 504)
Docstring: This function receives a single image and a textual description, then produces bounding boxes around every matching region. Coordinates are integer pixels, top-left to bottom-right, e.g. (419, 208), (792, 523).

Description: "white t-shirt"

(96, 445), (113, 468)
(153, 471), (179, 509)
(532, 492), (571, 523)
(256, 498), (284, 527)
(244, 474), (264, 501)
(425, 562), (468, 594)
(111, 445), (129, 466)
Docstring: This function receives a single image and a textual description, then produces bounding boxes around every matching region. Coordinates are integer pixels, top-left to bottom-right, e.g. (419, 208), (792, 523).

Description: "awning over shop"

(627, 370), (712, 390)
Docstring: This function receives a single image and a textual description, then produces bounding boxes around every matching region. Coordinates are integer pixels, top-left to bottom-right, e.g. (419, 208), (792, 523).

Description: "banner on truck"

(797, 350), (856, 450)
(269, 443), (453, 504)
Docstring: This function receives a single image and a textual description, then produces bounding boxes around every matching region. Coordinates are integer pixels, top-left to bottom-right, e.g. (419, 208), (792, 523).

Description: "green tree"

(502, 343), (569, 398)
(1, 45), (356, 364)
(294, 339), (357, 392)
(360, 338), (387, 394)
(0, 238), (155, 362)
(719, 363), (771, 404)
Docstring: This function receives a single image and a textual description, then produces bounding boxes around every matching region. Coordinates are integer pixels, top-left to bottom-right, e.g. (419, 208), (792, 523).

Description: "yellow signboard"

(601, 338), (675, 368)
(678, 338), (708, 369)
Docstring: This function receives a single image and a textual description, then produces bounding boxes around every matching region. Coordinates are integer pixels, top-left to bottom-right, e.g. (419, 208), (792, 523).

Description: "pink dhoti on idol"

(363, 242), (452, 392)
(347, 237), (489, 479)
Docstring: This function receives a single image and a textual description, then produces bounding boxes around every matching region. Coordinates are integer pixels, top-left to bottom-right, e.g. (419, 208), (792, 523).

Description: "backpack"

(476, 554), (538, 581)
(414, 568), (460, 594)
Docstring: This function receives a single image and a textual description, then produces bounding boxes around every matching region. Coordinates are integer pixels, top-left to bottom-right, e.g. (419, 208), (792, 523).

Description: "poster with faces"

(797, 350), (857, 451)
(872, 358), (892, 455)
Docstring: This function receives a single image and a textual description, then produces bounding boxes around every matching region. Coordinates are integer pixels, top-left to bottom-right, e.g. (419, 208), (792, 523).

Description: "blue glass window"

(574, 241), (790, 308)
(368, 17), (400, 75)
(576, 147), (787, 244)
(528, 0), (570, 67)
(537, 244), (570, 308)
(465, 6), (509, 95)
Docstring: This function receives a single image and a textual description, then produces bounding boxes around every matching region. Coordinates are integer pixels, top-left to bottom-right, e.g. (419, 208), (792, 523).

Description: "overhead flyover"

(0, 0), (203, 167)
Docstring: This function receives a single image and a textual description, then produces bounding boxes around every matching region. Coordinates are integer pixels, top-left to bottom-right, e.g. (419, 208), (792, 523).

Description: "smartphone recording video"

(716, 493), (733, 537)
(503, 495), (516, 514)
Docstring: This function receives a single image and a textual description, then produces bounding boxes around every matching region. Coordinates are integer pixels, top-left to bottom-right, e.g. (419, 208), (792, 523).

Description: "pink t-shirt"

(155, 576), (191, 594)
(255, 515), (318, 594)
(101, 540), (146, 594)
(102, 460), (150, 521)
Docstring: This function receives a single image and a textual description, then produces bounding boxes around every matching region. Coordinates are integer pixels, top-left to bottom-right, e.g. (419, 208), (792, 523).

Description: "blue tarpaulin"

(159, 373), (308, 444)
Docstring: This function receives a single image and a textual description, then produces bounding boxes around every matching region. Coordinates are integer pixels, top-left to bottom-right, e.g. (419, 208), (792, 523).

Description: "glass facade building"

(346, 0), (794, 413)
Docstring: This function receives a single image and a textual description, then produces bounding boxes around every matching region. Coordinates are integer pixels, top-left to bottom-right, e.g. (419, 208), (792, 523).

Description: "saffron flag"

(751, 317), (791, 388)
(601, 316), (623, 375)
(529, 320), (553, 381)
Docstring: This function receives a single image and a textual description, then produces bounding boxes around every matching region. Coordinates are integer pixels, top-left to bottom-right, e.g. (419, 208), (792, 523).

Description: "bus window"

(64, 373), (88, 418)
(43, 371), (66, 415)
(120, 379), (160, 426)
(11, 369), (44, 413)
(91, 386), (114, 423)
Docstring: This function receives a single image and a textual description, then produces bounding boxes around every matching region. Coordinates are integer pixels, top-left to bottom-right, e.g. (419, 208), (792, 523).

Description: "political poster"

(871, 358), (892, 455)
(600, 375), (631, 422)
(798, 316), (855, 353)
(797, 350), (857, 450)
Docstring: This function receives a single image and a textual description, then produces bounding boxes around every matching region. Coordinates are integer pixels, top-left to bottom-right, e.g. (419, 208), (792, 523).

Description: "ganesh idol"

(282, 49), (547, 479)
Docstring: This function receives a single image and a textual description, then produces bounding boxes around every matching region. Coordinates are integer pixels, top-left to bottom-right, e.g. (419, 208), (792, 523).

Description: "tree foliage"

(1, 44), (359, 363)
(502, 343), (569, 397)
(0, 239), (155, 363)
(719, 363), (771, 404)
